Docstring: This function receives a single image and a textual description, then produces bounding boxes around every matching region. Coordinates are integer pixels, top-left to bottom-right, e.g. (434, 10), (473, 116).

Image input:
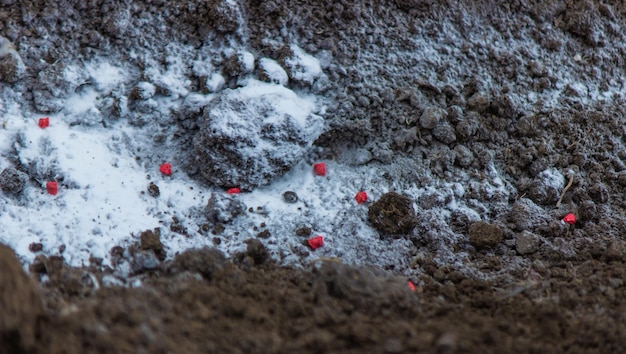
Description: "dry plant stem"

(556, 174), (574, 207)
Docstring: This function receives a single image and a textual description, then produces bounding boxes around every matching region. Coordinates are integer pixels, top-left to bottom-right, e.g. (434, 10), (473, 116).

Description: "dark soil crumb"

(140, 228), (166, 261)
(468, 222), (504, 250)
(368, 192), (418, 236)
(147, 182), (160, 197)
(28, 242), (43, 253)
(109, 246), (125, 265)
(282, 191), (298, 203)
(295, 226), (312, 236)
(211, 224), (225, 235)
(238, 238), (271, 266)
(170, 222), (188, 236)
(256, 229), (271, 239)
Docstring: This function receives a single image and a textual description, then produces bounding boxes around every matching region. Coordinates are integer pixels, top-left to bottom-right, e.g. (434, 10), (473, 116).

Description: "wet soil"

(2, 243), (626, 353)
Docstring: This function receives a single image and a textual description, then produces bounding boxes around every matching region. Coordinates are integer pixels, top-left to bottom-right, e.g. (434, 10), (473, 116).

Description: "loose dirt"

(2, 243), (626, 353)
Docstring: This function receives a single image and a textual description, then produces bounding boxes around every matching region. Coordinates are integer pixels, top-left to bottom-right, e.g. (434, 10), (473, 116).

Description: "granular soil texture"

(6, 0), (626, 280)
(2, 243), (626, 353)
(4, 0), (626, 352)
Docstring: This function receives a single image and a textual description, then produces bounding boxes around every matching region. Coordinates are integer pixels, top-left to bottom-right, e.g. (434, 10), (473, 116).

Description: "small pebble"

(296, 227), (312, 236)
(28, 243), (43, 252)
(256, 230), (271, 239)
(283, 191), (298, 203)
(148, 182), (160, 197)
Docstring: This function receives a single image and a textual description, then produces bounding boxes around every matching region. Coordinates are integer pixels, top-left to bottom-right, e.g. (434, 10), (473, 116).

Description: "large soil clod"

(368, 192), (418, 236)
(468, 221), (503, 250)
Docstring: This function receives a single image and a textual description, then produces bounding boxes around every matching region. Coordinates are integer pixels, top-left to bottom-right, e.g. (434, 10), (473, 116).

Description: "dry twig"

(556, 173), (574, 207)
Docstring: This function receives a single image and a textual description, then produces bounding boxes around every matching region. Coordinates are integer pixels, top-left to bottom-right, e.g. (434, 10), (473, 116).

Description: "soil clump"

(368, 192), (418, 236)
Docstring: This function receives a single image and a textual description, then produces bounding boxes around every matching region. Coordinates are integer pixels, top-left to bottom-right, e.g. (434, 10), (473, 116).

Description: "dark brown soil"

(0, 244), (42, 353)
(3, 0), (626, 352)
(468, 221), (504, 250)
(368, 192), (418, 236)
(1, 243), (626, 353)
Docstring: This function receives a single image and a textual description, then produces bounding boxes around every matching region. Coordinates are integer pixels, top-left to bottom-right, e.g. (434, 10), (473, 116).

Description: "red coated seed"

(313, 162), (326, 176)
(46, 181), (58, 195)
(562, 213), (576, 225)
(307, 235), (324, 250)
(159, 163), (172, 176)
(38, 117), (49, 129)
(354, 191), (368, 204)
(227, 188), (240, 194)
(407, 280), (416, 292)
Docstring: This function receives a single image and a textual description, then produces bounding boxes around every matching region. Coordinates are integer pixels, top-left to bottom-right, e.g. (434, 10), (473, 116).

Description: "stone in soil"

(0, 167), (27, 195)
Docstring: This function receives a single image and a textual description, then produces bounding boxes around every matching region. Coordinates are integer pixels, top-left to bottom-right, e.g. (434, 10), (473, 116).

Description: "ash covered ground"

(2, 0), (626, 352)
